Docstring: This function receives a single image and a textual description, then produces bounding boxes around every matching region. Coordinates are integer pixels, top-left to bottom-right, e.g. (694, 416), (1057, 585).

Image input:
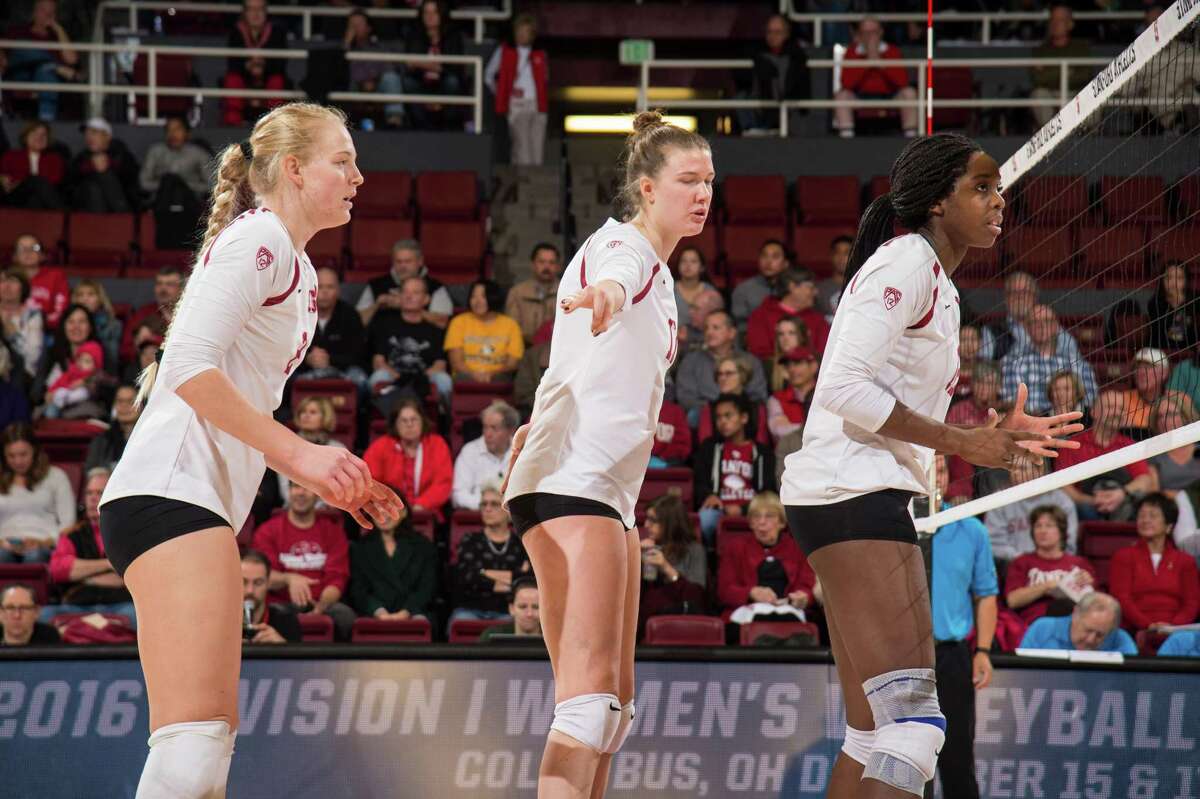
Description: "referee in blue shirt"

(925, 455), (999, 799)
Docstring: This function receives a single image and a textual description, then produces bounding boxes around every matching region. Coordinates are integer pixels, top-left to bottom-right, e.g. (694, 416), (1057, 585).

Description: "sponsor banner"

(1, 659), (1198, 798)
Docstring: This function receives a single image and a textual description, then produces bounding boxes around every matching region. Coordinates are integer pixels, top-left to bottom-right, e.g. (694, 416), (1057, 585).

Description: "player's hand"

(562, 279), (626, 336)
(289, 441), (371, 507)
(956, 414), (1053, 470)
(500, 423), (531, 496)
(335, 480), (404, 530)
(992, 383), (1083, 452)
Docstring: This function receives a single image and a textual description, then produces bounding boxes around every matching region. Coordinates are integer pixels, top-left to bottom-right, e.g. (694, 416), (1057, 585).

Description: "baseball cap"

(1134, 347), (1169, 367)
(780, 347), (817, 364)
(81, 117), (113, 136)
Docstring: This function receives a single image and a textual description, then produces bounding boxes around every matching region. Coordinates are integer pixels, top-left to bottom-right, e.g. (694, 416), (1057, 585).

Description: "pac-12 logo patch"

(255, 246), (274, 271)
(883, 286), (902, 310)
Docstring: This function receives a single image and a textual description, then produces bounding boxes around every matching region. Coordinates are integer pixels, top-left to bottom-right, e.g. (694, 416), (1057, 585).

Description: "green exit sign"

(619, 39), (655, 65)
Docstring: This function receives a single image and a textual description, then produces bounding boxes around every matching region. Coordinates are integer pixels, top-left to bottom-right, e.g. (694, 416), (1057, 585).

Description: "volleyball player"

(501, 111), (711, 798)
(99, 103), (402, 799)
(780, 134), (1083, 798)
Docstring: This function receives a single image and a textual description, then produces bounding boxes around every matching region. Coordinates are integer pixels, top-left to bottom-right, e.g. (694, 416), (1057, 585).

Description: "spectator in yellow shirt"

(445, 280), (524, 382)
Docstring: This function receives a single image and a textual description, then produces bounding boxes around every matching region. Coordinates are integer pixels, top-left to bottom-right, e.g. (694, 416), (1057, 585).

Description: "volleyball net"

(917, 0), (1200, 535)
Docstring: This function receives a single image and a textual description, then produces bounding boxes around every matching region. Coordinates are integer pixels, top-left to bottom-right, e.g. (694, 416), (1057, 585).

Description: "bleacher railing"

(635, 55), (1116, 137)
(96, 0), (512, 45)
(0, 39), (484, 131)
(777, 2), (1146, 47)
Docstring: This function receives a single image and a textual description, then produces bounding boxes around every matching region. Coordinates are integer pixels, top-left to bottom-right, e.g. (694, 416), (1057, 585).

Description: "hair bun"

(631, 110), (667, 136)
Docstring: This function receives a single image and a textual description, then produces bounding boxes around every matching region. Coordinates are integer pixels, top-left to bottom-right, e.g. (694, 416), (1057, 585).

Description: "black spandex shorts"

(507, 492), (629, 537)
(100, 495), (230, 577)
(785, 489), (917, 557)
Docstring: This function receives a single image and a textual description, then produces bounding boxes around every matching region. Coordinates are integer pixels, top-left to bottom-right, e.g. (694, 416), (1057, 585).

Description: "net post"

(926, 0), (934, 135)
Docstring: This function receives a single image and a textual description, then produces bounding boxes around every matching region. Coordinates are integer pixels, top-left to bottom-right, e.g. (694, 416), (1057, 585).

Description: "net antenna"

(919, 0), (1200, 533)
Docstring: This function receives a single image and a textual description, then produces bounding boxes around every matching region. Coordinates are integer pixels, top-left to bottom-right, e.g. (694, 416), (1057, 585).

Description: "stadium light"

(564, 114), (699, 134)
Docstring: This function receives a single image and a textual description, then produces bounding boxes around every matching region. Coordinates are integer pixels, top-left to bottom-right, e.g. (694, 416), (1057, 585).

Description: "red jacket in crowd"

(653, 400), (693, 464)
(362, 432), (454, 518)
(48, 522), (105, 585)
(745, 299), (830, 359)
(1109, 539), (1200, 631)
(253, 512), (350, 605)
(840, 41), (910, 96)
(717, 532), (815, 622)
(493, 42), (549, 114)
(27, 266), (70, 330)
(1, 148), (66, 186)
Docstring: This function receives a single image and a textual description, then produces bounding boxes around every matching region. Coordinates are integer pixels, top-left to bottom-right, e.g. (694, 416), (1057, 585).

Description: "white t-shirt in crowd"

(103, 208), (320, 529)
(504, 219), (679, 527)
(782, 233), (961, 505)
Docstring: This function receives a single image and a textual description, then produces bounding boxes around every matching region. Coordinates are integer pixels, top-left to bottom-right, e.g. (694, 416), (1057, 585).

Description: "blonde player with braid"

(99, 103), (402, 799)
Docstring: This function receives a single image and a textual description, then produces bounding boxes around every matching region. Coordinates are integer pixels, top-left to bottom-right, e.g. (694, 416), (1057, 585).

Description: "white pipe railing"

(636, 56), (1114, 137)
(0, 39), (482, 129)
(97, 0), (512, 44)
(777, 3), (1146, 47)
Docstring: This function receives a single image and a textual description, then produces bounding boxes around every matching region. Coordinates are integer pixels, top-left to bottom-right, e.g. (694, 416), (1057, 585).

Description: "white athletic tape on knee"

(603, 700), (636, 754)
(138, 720), (236, 799)
(841, 725), (875, 766)
(549, 693), (622, 752)
(861, 668), (945, 791)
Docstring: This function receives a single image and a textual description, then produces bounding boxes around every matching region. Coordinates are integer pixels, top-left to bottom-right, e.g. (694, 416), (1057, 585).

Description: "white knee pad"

(136, 720), (237, 799)
(549, 693), (622, 753)
(841, 725), (875, 766)
(861, 668), (945, 797)
(603, 700), (636, 754)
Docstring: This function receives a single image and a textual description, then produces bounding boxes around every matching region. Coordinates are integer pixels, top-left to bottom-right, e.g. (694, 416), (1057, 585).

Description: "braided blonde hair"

(136, 102), (349, 407)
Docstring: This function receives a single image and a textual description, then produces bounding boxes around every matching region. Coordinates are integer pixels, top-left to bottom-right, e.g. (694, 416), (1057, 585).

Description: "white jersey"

(781, 233), (960, 505)
(102, 208), (319, 528)
(504, 219), (678, 527)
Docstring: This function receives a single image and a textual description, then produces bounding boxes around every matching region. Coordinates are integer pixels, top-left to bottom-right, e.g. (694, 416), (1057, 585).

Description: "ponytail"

(842, 193), (897, 294)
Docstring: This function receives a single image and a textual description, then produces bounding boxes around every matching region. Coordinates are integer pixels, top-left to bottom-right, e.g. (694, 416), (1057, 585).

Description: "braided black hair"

(843, 133), (982, 293)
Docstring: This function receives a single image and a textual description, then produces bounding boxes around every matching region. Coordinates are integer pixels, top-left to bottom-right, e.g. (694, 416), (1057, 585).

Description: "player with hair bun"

(781, 133), (1083, 799)
(502, 110), (712, 797)
(100, 102), (402, 798)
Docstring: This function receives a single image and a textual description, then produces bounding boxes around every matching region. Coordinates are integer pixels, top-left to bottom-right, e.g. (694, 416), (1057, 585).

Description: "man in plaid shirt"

(1001, 304), (1097, 415)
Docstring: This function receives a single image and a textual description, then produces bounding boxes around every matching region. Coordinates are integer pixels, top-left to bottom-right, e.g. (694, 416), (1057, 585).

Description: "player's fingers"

(985, 409), (1001, 428)
(1014, 382), (1029, 412)
(591, 290), (610, 335)
(561, 289), (588, 314)
(349, 506), (373, 529)
(1045, 421), (1085, 439)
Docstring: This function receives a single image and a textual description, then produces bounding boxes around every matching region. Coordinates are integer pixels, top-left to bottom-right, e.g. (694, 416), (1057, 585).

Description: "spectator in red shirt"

(362, 397), (453, 518)
(696, 393), (777, 543)
(1005, 504), (1096, 625)
(120, 265), (185, 364)
(0, 121), (65, 208)
(745, 268), (830, 359)
(3, 0), (80, 122)
(10, 232), (67, 330)
(697, 357), (770, 446)
(220, 0), (288, 125)
(716, 491), (814, 623)
(253, 481), (355, 640)
(947, 361), (1000, 428)
(766, 346), (817, 441)
(834, 17), (918, 137)
(1056, 388), (1155, 520)
(650, 398), (692, 467)
(1110, 492), (1200, 633)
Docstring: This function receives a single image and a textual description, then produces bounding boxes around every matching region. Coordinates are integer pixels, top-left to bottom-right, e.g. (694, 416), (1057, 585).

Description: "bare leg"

(589, 529), (641, 799)
(523, 516), (629, 799)
(823, 607), (874, 799)
(809, 540), (935, 799)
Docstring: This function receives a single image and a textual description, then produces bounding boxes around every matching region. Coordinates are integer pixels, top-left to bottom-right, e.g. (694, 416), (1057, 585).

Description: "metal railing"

(777, 4), (1146, 47)
(0, 39), (483, 130)
(96, 0), (512, 45)
(636, 55), (1114, 137)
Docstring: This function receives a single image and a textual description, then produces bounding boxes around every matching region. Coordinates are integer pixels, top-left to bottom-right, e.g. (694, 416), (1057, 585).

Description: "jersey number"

(284, 331), (309, 376)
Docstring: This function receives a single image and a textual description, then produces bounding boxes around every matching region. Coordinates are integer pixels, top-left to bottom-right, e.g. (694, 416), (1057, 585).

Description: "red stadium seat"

(133, 211), (191, 277)
(449, 510), (483, 563)
(1077, 225), (1149, 288)
(867, 175), (890, 201)
(794, 176), (860, 224)
(643, 614), (724, 646)
(954, 238), (1002, 288)
(351, 617), (433, 643)
(791, 224), (857, 274)
(723, 224), (786, 280)
(449, 382), (513, 456)
(1101, 175), (1165, 225)
(0, 209), (66, 259)
(0, 563), (50, 604)
(1020, 175), (1089, 225)
(421, 220), (486, 283)
(53, 461), (84, 498)
(408, 510), (436, 542)
(1003, 226), (1074, 279)
(34, 419), (104, 462)
(637, 468), (694, 515)
(305, 225), (346, 271)
(449, 617), (510, 643)
(67, 212), (136, 272)
(739, 620), (819, 646)
(291, 379), (357, 449)
(298, 613), (334, 642)
(349, 217), (415, 270)
(1149, 224), (1200, 268)
(355, 171), (413, 218)
(722, 175), (788, 224)
(1135, 629), (1169, 657)
(931, 67), (974, 130)
(1078, 521), (1137, 588)
(672, 222), (719, 271)
(416, 171), (479, 220)
(130, 53), (196, 117)
(716, 515), (751, 549)
(1171, 175), (1200, 222)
